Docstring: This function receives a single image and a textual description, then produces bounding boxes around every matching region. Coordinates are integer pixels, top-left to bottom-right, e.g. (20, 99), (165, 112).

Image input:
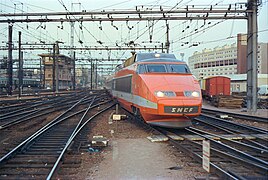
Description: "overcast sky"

(0, 0), (267, 63)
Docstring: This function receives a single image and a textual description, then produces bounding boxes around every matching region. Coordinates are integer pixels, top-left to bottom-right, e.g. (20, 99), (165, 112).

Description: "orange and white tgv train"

(109, 53), (202, 128)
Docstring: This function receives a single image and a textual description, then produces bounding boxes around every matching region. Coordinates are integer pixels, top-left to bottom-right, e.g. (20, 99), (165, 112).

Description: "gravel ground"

(60, 107), (212, 180)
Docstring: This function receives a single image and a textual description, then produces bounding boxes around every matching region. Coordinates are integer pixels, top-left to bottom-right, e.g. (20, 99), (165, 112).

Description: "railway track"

(0, 89), (82, 99)
(1, 94), (266, 179)
(162, 128), (267, 179)
(0, 92), (79, 114)
(123, 109), (268, 179)
(195, 114), (268, 134)
(0, 91), (101, 129)
(0, 91), (109, 156)
(202, 108), (268, 123)
(0, 92), (115, 179)
(192, 115), (268, 151)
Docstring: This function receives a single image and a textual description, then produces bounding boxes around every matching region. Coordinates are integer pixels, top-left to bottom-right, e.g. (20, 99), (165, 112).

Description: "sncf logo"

(164, 106), (199, 114)
(171, 107), (193, 113)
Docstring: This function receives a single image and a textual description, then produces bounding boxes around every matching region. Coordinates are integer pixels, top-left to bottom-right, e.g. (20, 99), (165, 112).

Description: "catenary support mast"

(247, 0), (258, 114)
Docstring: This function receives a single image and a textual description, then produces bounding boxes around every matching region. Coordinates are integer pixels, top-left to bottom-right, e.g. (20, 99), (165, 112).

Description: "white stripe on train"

(112, 90), (157, 109)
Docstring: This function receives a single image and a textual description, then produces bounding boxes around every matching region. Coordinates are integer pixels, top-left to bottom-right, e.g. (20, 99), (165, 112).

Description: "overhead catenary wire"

(0, 1), (261, 62)
(169, 0), (238, 52)
(0, 4), (58, 45)
(56, 0), (121, 59)
(117, 0), (188, 60)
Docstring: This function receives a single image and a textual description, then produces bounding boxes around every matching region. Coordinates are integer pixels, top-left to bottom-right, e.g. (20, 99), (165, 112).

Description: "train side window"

(147, 64), (166, 73)
(137, 64), (146, 74)
(169, 64), (191, 74)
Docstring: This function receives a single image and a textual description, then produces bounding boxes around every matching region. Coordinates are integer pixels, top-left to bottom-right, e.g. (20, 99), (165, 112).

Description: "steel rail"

(0, 97), (44, 105)
(198, 114), (268, 134)
(0, 106), (52, 129)
(193, 117), (268, 150)
(0, 105), (71, 130)
(47, 102), (115, 179)
(120, 108), (239, 179)
(0, 108), (41, 121)
(156, 127), (268, 177)
(0, 98), (47, 112)
(0, 98), (113, 179)
(187, 137), (268, 175)
(0, 96), (111, 162)
(0, 95), (64, 116)
(202, 108), (268, 123)
(186, 127), (268, 169)
(0, 91), (82, 113)
(67, 96), (96, 142)
(189, 126), (268, 154)
(121, 106), (268, 178)
(0, 93), (89, 127)
(0, 95), (68, 118)
(0, 96), (85, 164)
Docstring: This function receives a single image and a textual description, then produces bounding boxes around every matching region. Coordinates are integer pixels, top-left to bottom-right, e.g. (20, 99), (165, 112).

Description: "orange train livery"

(107, 53), (202, 128)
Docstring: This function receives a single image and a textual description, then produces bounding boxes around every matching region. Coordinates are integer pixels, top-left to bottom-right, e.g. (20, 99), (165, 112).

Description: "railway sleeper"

(22, 151), (62, 155)
(0, 174), (48, 180)
(1, 164), (54, 168)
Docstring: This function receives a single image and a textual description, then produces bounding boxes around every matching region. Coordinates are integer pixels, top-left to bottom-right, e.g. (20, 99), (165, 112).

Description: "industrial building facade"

(39, 53), (74, 89)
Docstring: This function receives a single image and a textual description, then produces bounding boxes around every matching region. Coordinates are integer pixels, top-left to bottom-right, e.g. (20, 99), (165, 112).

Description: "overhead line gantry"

(0, 8), (249, 23)
(0, 1), (260, 114)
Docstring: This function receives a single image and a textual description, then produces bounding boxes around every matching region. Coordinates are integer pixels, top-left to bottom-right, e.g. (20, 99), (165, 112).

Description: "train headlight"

(155, 91), (176, 97)
(156, 91), (165, 97)
(192, 91), (200, 97)
(184, 91), (200, 97)
(155, 53), (161, 58)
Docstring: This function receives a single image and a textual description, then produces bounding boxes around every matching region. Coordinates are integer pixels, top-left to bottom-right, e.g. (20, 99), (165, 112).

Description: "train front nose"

(157, 99), (202, 116)
(145, 98), (202, 128)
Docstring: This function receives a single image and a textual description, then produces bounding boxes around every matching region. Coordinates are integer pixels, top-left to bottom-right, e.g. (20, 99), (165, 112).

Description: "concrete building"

(188, 43), (237, 79)
(188, 34), (268, 79)
(39, 53), (74, 89)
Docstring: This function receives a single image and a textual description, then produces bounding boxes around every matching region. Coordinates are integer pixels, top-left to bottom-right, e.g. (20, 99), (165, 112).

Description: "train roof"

(135, 53), (176, 61)
(137, 58), (184, 63)
(123, 52), (182, 67)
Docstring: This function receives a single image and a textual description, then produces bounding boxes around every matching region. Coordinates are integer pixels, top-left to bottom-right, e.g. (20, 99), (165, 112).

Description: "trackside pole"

(116, 104), (119, 114)
(203, 140), (210, 179)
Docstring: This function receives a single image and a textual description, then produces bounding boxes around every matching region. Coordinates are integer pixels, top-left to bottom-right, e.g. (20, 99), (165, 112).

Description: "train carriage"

(109, 53), (202, 128)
